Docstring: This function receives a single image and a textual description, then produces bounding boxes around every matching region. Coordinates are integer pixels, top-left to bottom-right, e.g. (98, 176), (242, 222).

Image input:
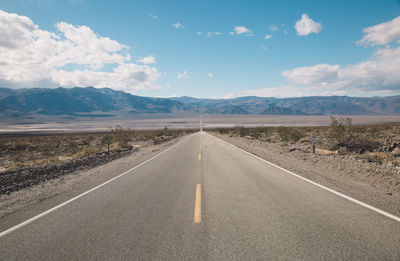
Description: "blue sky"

(0, 0), (399, 98)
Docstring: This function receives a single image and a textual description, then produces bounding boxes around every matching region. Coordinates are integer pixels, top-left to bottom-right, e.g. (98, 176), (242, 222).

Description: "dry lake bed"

(1, 114), (400, 134)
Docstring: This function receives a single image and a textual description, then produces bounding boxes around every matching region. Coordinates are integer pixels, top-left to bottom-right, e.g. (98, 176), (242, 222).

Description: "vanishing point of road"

(1, 132), (400, 260)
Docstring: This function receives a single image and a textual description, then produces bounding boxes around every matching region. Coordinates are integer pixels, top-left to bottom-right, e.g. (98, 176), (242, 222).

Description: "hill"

(0, 87), (399, 118)
(0, 87), (191, 118)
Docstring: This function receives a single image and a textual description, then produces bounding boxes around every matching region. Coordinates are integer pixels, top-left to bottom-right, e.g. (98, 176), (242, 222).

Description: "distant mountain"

(0, 87), (191, 117)
(0, 87), (399, 118)
(171, 95), (400, 115)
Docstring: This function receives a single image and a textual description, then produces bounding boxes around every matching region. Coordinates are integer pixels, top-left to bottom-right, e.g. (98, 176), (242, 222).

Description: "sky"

(0, 0), (400, 98)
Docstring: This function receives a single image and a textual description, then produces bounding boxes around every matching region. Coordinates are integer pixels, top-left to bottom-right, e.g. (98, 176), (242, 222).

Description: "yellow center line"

(194, 184), (202, 224)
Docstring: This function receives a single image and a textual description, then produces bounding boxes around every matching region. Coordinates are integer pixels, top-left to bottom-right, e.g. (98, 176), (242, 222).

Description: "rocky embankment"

(0, 148), (136, 195)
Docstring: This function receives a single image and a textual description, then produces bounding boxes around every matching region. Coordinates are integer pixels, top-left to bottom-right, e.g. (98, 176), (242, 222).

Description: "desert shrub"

(14, 142), (28, 151)
(69, 139), (79, 148)
(243, 127), (274, 139)
(261, 127), (275, 138)
(155, 129), (164, 137)
(232, 126), (248, 137)
(112, 125), (135, 148)
(346, 136), (380, 153)
(329, 116), (380, 152)
(329, 116), (353, 148)
(73, 145), (99, 158)
(0, 138), (6, 147)
(10, 161), (30, 169)
(167, 129), (181, 138)
(277, 126), (305, 142)
(368, 127), (381, 140)
(39, 142), (57, 156)
(217, 128), (229, 134)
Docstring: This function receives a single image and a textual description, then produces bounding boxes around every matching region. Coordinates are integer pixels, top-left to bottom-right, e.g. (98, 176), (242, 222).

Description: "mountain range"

(1, 87), (399, 118)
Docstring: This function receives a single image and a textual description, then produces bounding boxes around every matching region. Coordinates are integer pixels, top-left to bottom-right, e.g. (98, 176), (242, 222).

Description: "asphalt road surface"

(1, 132), (400, 260)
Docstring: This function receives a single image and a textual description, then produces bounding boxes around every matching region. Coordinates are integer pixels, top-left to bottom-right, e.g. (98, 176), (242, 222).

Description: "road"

(1, 131), (400, 260)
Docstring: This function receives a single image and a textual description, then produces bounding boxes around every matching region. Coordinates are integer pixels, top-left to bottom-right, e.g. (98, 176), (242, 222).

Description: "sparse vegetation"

(210, 118), (400, 167)
(277, 126), (305, 143)
(111, 125), (135, 148)
(328, 116), (380, 153)
(0, 127), (195, 172)
(328, 116), (353, 148)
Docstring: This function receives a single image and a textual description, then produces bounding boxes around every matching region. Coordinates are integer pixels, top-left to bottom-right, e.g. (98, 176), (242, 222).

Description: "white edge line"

(208, 132), (400, 223)
(0, 134), (192, 238)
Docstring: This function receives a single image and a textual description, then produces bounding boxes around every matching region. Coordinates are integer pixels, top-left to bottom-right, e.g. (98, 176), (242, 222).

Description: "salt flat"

(1, 115), (400, 134)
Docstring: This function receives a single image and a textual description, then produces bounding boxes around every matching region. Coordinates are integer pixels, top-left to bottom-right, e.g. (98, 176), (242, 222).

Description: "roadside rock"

(392, 147), (400, 157)
(0, 149), (135, 195)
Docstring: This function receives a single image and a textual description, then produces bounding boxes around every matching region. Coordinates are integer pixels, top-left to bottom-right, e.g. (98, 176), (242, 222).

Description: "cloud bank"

(357, 16), (400, 46)
(227, 16), (400, 98)
(0, 10), (160, 92)
(284, 16), (400, 93)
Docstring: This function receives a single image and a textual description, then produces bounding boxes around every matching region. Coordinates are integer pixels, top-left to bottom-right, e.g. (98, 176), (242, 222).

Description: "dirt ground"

(211, 132), (400, 217)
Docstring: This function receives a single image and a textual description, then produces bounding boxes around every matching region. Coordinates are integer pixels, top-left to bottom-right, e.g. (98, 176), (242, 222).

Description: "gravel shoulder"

(211, 132), (400, 217)
(0, 136), (186, 224)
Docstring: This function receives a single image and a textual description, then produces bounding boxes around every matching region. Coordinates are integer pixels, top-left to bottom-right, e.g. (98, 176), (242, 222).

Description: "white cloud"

(172, 22), (184, 29)
(265, 34), (272, 40)
(295, 14), (322, 36)
(176, 70), (188, 79)
(137, 55), (156, 64)
(282, 47), (400, 92)
(51, 63), (161, 92)
(257, 16), (400, 97)
(149, 14), (158, 19)
(208, 73), (213, 77)
(223, 85), (352, 99)
(224, 17), (400, 98)
(235, 26), (251, 34)
(223, 92), (236, 99)
(206, 32), (222, 37)
(0, 10), (160, 92)
(357, 16), (400, 46)
(0, 10), (38, 49)
(282, 64), (340, 85)
(229, 31), (234, 35)
(241, 86), (311, 98)
(233, 26), (253, 36)
(197, 31), (222, 37)
(268, 25), (278, 32)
